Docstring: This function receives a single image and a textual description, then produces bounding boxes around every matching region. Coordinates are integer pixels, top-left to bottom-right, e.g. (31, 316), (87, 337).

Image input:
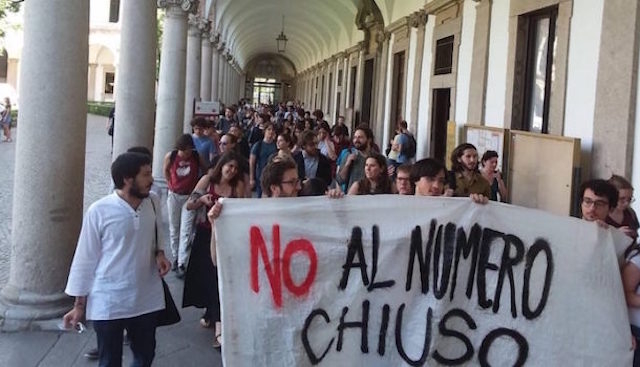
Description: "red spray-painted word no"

(250, 225), (318, 308)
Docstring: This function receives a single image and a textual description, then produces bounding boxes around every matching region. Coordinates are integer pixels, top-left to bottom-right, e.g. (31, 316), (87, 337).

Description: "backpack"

(401, 133), (417, 159)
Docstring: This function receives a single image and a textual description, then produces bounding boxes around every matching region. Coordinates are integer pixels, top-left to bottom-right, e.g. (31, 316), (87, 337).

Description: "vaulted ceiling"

(203, 0), (426, 73)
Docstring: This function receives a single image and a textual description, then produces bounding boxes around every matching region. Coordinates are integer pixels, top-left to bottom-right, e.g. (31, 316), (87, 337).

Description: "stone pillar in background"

(466, 0), (492, 125)
(200, 28), (212, 101)
(0, 0), (89, 325)
(217, 44), (225, 104)
(409, 11), (427, 132)
(113, 0), (157, 158)
(592, 0), (640, 178)
(210, 35), (219, 101)
(152, 1), (189, 182)
(184, 14), (203, 133)
(87, 64), (97, 101)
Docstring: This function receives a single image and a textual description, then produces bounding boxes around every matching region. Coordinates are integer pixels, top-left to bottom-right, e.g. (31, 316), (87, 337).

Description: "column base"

(0, 284), (72, 331)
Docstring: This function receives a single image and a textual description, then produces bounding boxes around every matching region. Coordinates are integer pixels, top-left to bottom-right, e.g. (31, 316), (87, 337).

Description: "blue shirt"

(251, 140), (277, 180)
(397, 133), (409, 164)
(192, 135), (217, 171)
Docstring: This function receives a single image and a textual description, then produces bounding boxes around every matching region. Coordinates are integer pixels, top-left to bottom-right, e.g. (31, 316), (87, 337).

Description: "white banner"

(215, 196), (633, 366)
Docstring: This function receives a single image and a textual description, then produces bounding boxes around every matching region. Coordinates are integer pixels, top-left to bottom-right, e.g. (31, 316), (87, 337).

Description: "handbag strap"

(149, 198), (158, 253)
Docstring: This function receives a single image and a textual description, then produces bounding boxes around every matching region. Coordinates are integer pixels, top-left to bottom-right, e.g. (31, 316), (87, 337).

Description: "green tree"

(0, 0), (20, 50)
(156, 9), (164, 80)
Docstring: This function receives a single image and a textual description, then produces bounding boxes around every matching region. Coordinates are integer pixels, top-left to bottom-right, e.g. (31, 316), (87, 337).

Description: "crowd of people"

(62, 99), (640, 366)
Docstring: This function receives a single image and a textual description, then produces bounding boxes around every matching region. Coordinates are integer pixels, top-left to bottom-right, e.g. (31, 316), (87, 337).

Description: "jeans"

(94, 311), (159, 367)
(167, 192), (194, 266)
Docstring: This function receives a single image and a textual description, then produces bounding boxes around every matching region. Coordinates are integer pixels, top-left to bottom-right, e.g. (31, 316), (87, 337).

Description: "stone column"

(216, 45), (225, 102)
(210, 37), (219, 101)
(592, 0), (640, 177)
(354, 43), (365, 122)
(374, 32), (391, 140)
(184, 14), (203, 132)
(94, 64), (105, 102)
(342, 57), (349, 118)
(152, 1), (189, 181)
(409, 12), (427, 132)
(200, 30), (212, 101)
(0, 0), (89, 325)
(222, 56), (229, 104)
(113, 0), (157, 158)
(87, 64), (97, 101)
(466, 0), (491, 124)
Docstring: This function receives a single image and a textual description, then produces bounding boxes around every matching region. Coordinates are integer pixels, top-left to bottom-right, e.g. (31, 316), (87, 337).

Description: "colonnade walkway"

(0, 115), (222, 366)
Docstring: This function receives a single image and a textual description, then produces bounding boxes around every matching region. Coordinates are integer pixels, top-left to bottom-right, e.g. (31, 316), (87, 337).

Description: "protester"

(579, 179), (618, 225)
(273, 132), (294, 162)
(607, 174), (639, 240)
(249, 122), (277, 197)
(162, 134), (202, 276)
(395, 164), (413, 195)
(317, 121), (337, 161)
(183, 151), (245, 348)
(191, 117), (217, 172)
(480, 150), (508, 202)
(412, 158), (487, 203)
(293, 130), (332, 186)
(63, 152), (171, 366)
(336, 125), (374, 192)
(449, 143), (491, 197)
(347, 153), (393, 195)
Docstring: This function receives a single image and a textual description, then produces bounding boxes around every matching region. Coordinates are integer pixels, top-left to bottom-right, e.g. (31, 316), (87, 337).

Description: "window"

(252, 77), (277, 105)
(513, 6), (557, 133)
(104, 72), (115, 94)
(349, 65), (357, 107)
(338, 69), (343, 87)
(434, 35), (454, 75)
(390, 51), (405, 126)
(109, 0), (120, 23)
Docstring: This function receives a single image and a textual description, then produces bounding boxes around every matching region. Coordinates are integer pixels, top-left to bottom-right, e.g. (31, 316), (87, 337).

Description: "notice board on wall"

(508, 131), (581, 216)
(463, 124), (508, 172)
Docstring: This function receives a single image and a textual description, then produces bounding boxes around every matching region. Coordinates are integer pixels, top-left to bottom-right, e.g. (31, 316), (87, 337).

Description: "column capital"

(208, 32), (220, 46)
(188, 14), (209, 36)
(157, 0), (198, 13)
(409, 10), (428, 28)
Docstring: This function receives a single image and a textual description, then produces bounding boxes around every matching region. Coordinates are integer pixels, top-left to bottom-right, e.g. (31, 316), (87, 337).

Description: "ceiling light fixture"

(276, 15), (288, 53)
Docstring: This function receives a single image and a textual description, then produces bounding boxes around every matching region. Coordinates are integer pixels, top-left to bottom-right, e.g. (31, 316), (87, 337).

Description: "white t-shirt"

(627, 254), (640, 326)
(65, 192), (165, 320)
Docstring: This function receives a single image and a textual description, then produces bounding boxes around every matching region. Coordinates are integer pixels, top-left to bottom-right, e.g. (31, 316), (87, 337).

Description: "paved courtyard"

(0, 115), (223, 366)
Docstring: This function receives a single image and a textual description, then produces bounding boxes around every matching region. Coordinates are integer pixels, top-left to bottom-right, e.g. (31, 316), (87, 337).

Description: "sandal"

(212, 333), (222, 348)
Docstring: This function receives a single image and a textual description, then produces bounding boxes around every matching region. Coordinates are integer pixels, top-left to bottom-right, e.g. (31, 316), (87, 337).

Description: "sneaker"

(83, 348), (99, 360)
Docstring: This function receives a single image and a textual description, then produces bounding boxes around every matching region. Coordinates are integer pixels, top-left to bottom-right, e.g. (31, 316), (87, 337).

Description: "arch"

(213, 0), (359, 71)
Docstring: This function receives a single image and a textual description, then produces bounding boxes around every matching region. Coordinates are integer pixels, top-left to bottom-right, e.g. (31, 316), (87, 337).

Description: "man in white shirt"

(63, 152), (171, 367)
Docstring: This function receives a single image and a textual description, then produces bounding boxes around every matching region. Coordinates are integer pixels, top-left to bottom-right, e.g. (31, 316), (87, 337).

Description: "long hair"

(450, 143), (478, 173)
(358, 153), (392, 195)
(209, 151), (242, 189)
